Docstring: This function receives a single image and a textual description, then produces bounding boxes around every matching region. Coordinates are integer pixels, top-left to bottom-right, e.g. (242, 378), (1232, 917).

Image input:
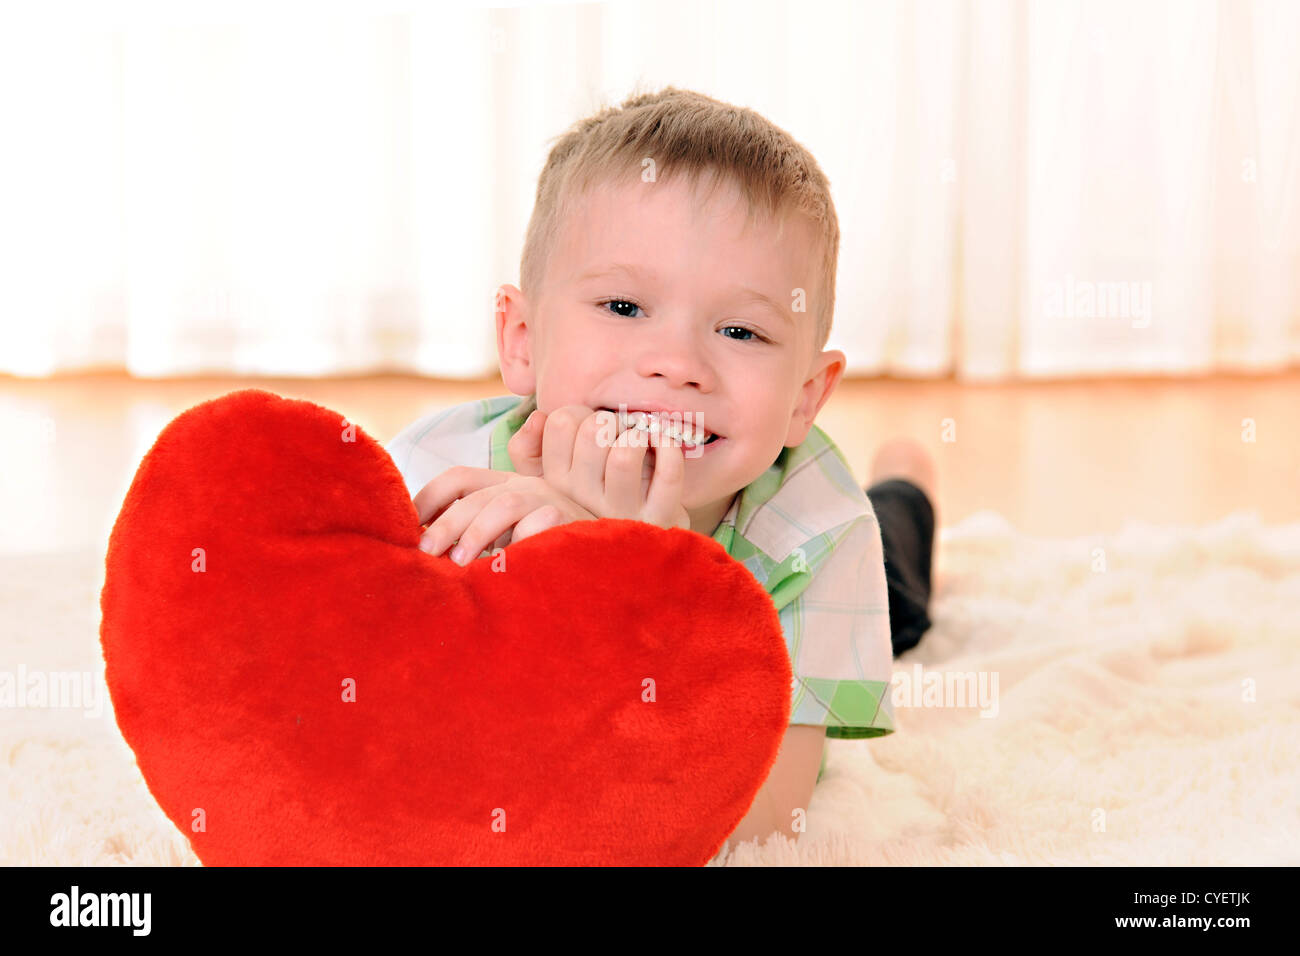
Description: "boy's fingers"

(568, 409), (620, 506)
(412, 466), (510, 525)
(507, 410), (546, 477)
(419, 494), (475, 556)
(642, 438), (686, 527)
(419, 485), (504, 556)
(511, 503), (569, 543)
(606, 427), (651, 516)
(540, 405), (594, 480)
(418, 489), (493, 556)
(443, 490), (537, 564)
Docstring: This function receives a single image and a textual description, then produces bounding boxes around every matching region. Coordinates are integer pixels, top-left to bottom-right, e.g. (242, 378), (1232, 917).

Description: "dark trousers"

(864, 479), (936, 657)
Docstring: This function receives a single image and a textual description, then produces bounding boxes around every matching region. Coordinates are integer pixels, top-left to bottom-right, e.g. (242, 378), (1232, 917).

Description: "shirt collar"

(488, 393), (537, 472)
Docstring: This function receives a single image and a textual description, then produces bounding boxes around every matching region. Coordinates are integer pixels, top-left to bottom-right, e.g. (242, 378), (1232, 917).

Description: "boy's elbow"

(726, 790), (784, 848)
(723, 724), (823, 850)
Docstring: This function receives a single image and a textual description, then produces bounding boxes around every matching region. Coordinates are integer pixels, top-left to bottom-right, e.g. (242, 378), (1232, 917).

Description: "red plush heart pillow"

(99, 388), (791, 865)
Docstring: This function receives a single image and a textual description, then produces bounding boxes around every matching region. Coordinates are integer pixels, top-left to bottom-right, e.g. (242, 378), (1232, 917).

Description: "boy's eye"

(601, 299), (641, 318)
(598, 299), (768, 344)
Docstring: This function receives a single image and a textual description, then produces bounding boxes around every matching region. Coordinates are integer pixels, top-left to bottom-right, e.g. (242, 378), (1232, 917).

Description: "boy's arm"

(724, 723), (823, 848)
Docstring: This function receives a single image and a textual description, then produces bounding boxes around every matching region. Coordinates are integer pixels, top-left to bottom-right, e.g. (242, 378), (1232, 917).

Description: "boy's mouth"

(597, 407), (723, 449)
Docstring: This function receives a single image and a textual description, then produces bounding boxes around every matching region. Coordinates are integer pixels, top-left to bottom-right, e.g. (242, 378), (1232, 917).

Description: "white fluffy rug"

(4, 510), (1299, 866)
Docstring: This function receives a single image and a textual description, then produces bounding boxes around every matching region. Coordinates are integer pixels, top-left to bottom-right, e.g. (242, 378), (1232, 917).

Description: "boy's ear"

(784, 349), (846, 447)
(495, 284), (537, 396)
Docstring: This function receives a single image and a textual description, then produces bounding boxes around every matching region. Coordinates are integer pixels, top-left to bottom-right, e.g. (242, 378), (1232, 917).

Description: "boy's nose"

(633, 331), (716, 391)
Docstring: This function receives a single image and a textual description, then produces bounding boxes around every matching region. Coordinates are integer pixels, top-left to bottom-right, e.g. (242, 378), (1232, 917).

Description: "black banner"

(0, 864), (1280, 942)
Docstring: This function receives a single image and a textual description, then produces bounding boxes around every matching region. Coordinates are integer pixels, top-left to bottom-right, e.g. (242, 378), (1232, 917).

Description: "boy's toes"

(869, 438), (937, 503)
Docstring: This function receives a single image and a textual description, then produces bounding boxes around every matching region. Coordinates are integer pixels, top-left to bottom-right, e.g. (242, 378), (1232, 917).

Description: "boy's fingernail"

(450, 544), (467, 564)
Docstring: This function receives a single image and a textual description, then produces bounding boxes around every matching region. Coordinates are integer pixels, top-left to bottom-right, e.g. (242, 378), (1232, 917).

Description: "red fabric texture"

(99, 388), (791, 865)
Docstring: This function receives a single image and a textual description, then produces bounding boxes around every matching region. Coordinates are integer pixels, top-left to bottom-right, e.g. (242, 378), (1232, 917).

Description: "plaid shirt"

(385, 394), (897, 744)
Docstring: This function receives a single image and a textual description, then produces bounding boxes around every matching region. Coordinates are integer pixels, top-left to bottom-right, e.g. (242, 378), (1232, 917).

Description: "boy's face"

(496, 173), (845, 533)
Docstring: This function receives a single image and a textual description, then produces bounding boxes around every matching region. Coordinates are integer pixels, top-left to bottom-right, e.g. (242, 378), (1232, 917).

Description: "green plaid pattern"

(385, 394), (899, 781)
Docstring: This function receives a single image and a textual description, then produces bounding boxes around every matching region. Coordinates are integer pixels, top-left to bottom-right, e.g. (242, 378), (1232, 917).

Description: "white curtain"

(1, 0), (1296, 380)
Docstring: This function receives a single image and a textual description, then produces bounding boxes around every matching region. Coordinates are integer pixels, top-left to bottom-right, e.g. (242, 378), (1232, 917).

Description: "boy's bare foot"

(869, 438), (938, 517)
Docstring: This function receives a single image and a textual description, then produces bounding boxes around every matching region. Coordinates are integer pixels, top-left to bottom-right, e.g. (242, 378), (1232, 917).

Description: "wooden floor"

(2, 371), (1297, 556)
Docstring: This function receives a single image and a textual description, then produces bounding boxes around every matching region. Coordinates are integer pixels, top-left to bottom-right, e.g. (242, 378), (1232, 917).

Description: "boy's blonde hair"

(520, 85), (839, 354)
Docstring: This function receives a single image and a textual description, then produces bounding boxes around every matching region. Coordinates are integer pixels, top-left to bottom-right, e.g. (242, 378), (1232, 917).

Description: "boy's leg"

(865, 439), (937, 658)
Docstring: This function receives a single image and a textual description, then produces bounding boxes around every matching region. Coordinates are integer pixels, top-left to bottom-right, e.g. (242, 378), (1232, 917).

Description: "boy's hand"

(415, 468), (597, 564)
(506, 409), (547, 476)
(508, 404), (690, 531)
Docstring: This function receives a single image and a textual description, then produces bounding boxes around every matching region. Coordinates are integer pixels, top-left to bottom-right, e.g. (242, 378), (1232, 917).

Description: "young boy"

(383, 87), (937, 852)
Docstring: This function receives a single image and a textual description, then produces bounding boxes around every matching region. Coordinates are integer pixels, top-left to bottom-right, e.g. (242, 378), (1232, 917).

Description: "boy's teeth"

(617, 410), (708, 445)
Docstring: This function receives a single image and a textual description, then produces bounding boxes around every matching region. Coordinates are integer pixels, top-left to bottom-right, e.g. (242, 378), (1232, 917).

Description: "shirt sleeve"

(383, 411), (460, 500)
(778, 514), (897, 738)
(382, 399), (511, 500)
